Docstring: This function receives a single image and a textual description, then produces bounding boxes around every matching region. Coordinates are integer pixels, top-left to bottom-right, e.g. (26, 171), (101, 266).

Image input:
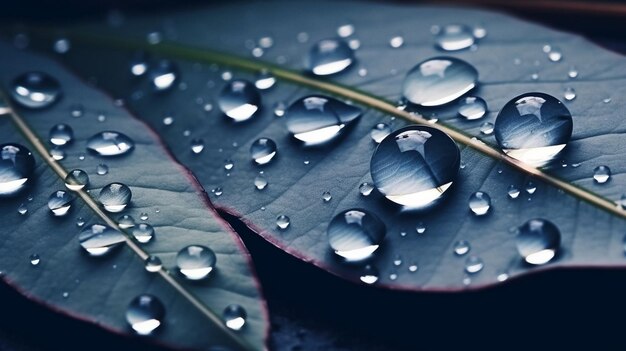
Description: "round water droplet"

(564, 87), (576, 101)
(176, 245), (216, 280)
(435, 24), (475, 51)
(191, 139), (205, 154)
(468, 191), (491, 215)
(130, 52), (149, 76)
(250, 138), (277, 165)
(76, 217), (85, 227)
(49, 124), (73, 146)
(322, 191), (332, 202)
(359, 182), (374, 196)
(145, 255), (162, 272)
(494, 92), (573, 166)
(370, 123), (392, 144)
(29, 253), (40, 266)
(370, 125), (460, 208)
(254, 70), (276, 90)
(497, 272), (509, 282)
(453, 240), (471, 256)
(79, 224), (126, 256)
(126, 294), (165, 335)
(87, 131), (135, 156)
(48, 190), (73, 216)
(547, 47), (562, 62)
(516, 218), (560, 265)
(458, 96), (487, 120)
(132, 223), (154, 244)
(223, 304), (247, 331)
(508, 184), (520, 199)
(593, 165), (611, 184)
(568, 67), (578, 79)
(416, 222), (426, 234)
(140, 212), (149, 221)
(50, 148), (65, 161)
(525, 181), (537, 194)
(327, 209), (386, 261)
(273, 101), (286, 117)
(276, 215), (290, 230)
(118, 214), (135, 229)
(69, 104), (83, 118)
(465, 256), (484, 274)
(64, 169), (89, 191)
(306, 38), (354, 76)
(473, 25), (487, 39)
(285, 95), (362, 145)
(0, 143), (35, 196)
(389, 35), (404, 48)
(479, 122), (494, 135)
(403, 57), (478, 106)
(17, 203), (28, 215)
(337, 24), (355, 38)
(11, 72), (61, 109)
(408, 263), (418, 272)
(224, 160), (234, 171)
(99, 182), (132, 213)
(214, 187), (223, 196)
(96, 164), (109, 175)
(254, 174), (268, 190)
(359, 265), (379, 284)
(218, 80), (261, 122)
(150, 60), (178, 91)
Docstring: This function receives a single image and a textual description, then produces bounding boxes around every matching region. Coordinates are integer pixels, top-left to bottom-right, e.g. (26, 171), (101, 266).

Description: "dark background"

(1, 1), (625, 350)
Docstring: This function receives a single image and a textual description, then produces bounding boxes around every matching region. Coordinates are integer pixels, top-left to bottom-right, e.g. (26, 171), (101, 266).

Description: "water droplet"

(150, 60), (178, 91)
(393, 255), (402, 266)
(140, 212), (149, 221)
(337, 24), (355, 38)
(118, 214), (135, 229)
(162, 115), (174, 126)
(465, 256), (484, 274)
(370, 123), (392, 144)
(497, 272), (509, 282)
(223, 305), (247, 331)
(403, 57), (478, 106)
(254, 70), (276, 90)
(408, 263), (418, 272)
(469, 191), (491, 215)
(389, 35), (404, 48)
(145, 255), (162, 272)
(0, 143), (35, 196)
(473, 25), (487, 39)
(435, 24), (475, 51)
(11, 72), (61, 109)
(191, 139), (205, 154)
(79, 224), (125, 256)
(359, 182), (374, 196)
(218, 80), (261, 122)
(133, 223), (155, 244)
(568, 67), (578, 79)
(86, 131), (135, 156)
(508, 185), (520, 199)
(214, 187), (223, 197)
(126, 294), (165, 335)
(146, 31), (162, 44)
(547, 47), (562, 62)
(62, 292), (69, 299)
(176, 245), (216, 280)
(593, 165), (611, 184)
(99, 183), (132, 213)
(370, 126), (460, 208)
(223, 160), (234, 171)
(53, 38), (71, 53)
(285, 95), (362, 145)
(322, 191), (332, 202)
(273, 101), (286, 117)
(130, 52), (149, 76)
(306, 38), (354, 75)
(453, 240), (471, 256)
(254, 174), (268, 190)
(389, 272), (398, 281)
(525, 181), (537, 194)
(50, 148), (65, 161)
(480, 122), (494, 135)
(494, 93), (573, 166)
(96, 164), (109, 175)
(416, 222), (426, 234)
(563, 87), (576, 101)
(17, 203), (27, 215)
(603, 97), (611, 104)
(49, 124), (73, 146)
(76, 217), (85, 227)
(64, 169), (89, 191)
(327, 209), (385, 261)
(458, 96), (487, 120)
(348, 38), (361, 50)
(29, 253), (40, 266)
(48, 190), (73, 216)
(276, 215), (290, 230)
(359, 265), (379, 284)
(516, 218), (560, 265)
(250, 138), (277, 165)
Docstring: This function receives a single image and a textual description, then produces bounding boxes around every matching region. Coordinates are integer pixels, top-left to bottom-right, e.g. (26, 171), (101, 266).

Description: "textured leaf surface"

(0, 42), (268, 350)
(48, 0), (626, 290)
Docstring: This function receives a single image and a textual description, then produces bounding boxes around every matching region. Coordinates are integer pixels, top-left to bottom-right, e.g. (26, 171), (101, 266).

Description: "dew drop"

(568, 67), (578, 79)
(306, 38), (354, 76)
(224, 160), (234, 171)
(497, 272), (509, 282)
(563, 87), (576, 101)
(250, 138), (277, 165)
(359, 265), (379, 284)
(69, 104), (84, 118)
(29, 253), (40, 266)
(191, 139), (205, 154)
(516, 218), (560, 265)
(176, 245), (216, 280)
(17, 203), (27, 215)
(453, 240), (471, 256)
(465, 256), (484, 274)
(130, 52), (149, 76)
(144, 255), (162, 272)
(370, 123), (392, 144)
(87, 131), (135, 157)
(162, 115), (174, 126)
(99, 182), (132, 213)
(337, 24), (355, 38)
(11, 72), (61, 109)
(480, 122), (494, 135)
(49, 124), (73, 146)
(408, 263), (418, 272)
(117, 214), (135, 229)
(218, 80), (261, 122)
(146, 31), (162, 44)
(213, 187), (223, 197)
(254, 70), (276, 90)
(47, 190), (73, 216)
(254, 174), (268, 190)
(76, 217), (85, 227)
(547, 47), (562, 62)
(435, 24), (475, 51)
(276, 215), (290, 230)
(132, 223), (155, 244)
(150, 60), (178, 91)
(473, 25), (487, 39)
(50, 148), (65, 161)
(223, 304), (247, 331)
(64, 169), (89, 191)
(96, 164), (109, 175)
(126, 294), (165, 335)
(79, 224), (125, 256)
(416, 222), (426, 234)
(327, 209), (385, 261)
(359, 182), (374, 196)
(389, 35), (404, 48)
(507, 185), (520, 199)
(322, 191), (332, 202)
(273, 101), (286, 117)
(0, 143), (35, 196)
(593, 165), (611, 184)
(393, 255), (402, 266)
(140, 212), (149, 221)
(525, 181), (537, 194)
(458, 96), (487, 120)
(469, 191), (491, 215)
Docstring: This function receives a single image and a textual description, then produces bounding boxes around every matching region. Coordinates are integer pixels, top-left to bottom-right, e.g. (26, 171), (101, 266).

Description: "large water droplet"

(285, 95), (362, 145)
(465, 256), (484, 274)
(250, 138), (277, 165)
(468, 191), (491, 215)
(176, 245), (216, 280)
(403, 57), (478, 106)
(126, 294), (165, 335)
(593, 165), (611, 184)
(145, 255), (162, 272)
(435, 24), (475, 51)
(48, 190), (73, 216)
(218, 80), (261, 122)
(495, 92), (573, 166)
(150, 60), (178, 91)
(87, 131), (135, 156)
(327, 209), (386, 261)
(133, 223), (154, 244)
(453, 240), (471, 256)
(306, 38), (354, 76)
(64, 169), (89, 191)
(0, 143), (35, 196)
(516, 218), (560, 265)
(99, 182), (132, 212)
(370, 123), (392, 144)
(276, 215), (290, 230)
(370, 125), (460, 208)
(458, 96), (487, 120)
(223, 305), (247, 331)
(11, 72), (61, 109)
(79, 224), (126, 256)
(49, 124), (73, 146)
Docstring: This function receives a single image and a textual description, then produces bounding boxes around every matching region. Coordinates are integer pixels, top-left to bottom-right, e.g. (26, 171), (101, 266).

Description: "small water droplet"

(87, 131), (135, 157)
(473, 24), (487, 39)
(465, 256), (484, 274)
(403, 57), (478, 106)
(17, 203), (28, 215)
(50, 148), (65, 161)
(322, 191), (332, 202)
(276, 215), (290, 230)
(469, 191), (491, 215)
(258, 36), (274, 48)
(508, 185), (520, 199)
(370, 126), (460, 208)
(497, 272), (509, 282)
(146, 31), (162, 44)
(327, 209), (385, 261)
(479, 122), (494, 135)
(11, 72), (61, 109)
(126, 294), (165, 335)
(389, 35), (404, 48)
(118, 214), (135, 229)
(191, 139), (205, 154)
(250, 138), (277, 165)
(603, 97), (611, 104)
(458, 96), (487, 120)
(453, 240), (471, 256)
(49, 124), (74, 146)
(593, 165), (611, 184)
(359, 182), (374, 196)
(79, 224), (125, 256)
(348, 38), (361, 50)
(69, 104), (84, 118)
(254, 174), (268, 190)
(370, 123), (392, 144)
(76, 217), (85, 227)
(568, 67), (578, 79)
(297, 32), (309, 43)
(62, 292), (69, 299)
(393, 255), (402, 266)
(29, 253), (40, 266)
(64, 169), (89, 191)
(273, 101), (286, 117)
(99, 183), (132, 213)
(48, 190), (73, 216)
(563, 87), (576, 101)
(359, 265), (379, 284)
(416, 222), (426, 234)
(547, 47), (562, 62)
(53, 38), (71, 53)
(337, 24), (355, 38)
(144, 255), (162, 272)
(132, 223), (155, 244)
(150, 60), (178, 91)
(177, 245), (216, 280)
(223, 160), (234, 171)
(96, 163), (109, 176)
(516, 218), (560, 265)
(130, 52), (149, 76)
(408, 263), (418, 272)
(254, 70), (276, 90)
(223, 304), (247, 331)
(162, 115), (174, 126)
(213, 187), (223, 197)
(306, 38), (354, 75)
(435, 24), (475, 51)
(525, 181), (537, 195)
(0, 143), (35, 196)
(218, 80), (261, 122)
(139, 212), (149, 221)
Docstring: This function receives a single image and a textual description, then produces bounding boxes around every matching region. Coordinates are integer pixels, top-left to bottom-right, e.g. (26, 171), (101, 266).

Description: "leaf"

(28, 1), (626, 290)
(0, 42), (268, 350)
